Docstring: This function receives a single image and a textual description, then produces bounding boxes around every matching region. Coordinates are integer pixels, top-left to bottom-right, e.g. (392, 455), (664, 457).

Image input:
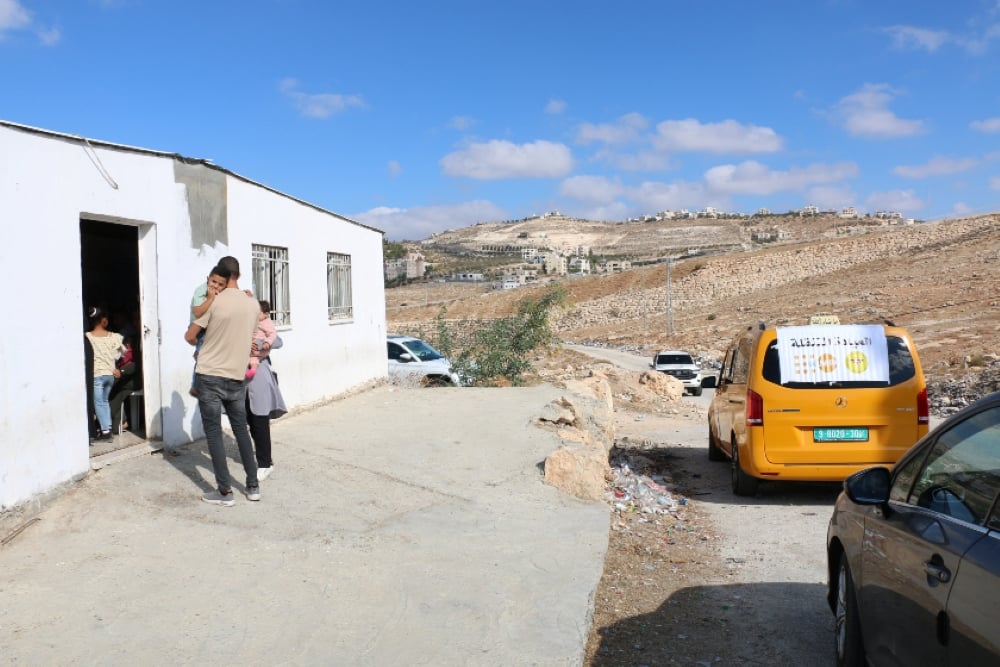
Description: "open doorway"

(80, 219), (146, 455)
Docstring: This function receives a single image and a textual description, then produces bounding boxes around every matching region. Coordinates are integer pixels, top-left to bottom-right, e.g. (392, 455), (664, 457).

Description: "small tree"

(443, 287), (566, 387)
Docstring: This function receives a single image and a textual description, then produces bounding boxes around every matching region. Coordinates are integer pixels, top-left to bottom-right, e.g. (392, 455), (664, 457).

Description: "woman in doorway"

(246, 334), (287, 480)
(85, 306), (125, 441)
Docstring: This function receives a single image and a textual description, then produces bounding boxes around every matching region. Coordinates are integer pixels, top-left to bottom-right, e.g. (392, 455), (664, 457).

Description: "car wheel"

(422, 375), (454, 387)
(834, 554), (865, 667)
(708, 422), (727, 461)
(690, 387), (703, 397)
(731, 441), (759, 496)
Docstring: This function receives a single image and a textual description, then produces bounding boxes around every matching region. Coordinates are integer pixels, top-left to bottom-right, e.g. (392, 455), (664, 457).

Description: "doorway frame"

(80, 213), (162, 442)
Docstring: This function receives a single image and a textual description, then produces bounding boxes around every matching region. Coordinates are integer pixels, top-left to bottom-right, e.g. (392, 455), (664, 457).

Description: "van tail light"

(747, 389), (763, 426)
(917, 387), (929, 425)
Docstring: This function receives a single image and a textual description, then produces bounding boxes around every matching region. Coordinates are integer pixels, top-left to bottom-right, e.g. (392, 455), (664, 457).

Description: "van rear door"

(757, 334), (926, 465)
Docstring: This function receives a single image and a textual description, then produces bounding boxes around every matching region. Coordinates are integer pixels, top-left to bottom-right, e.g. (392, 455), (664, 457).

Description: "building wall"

(0, 123), (386, 510)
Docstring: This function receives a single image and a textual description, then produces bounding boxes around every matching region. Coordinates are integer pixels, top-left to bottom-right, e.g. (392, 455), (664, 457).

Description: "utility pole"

(666, 257), (674, 334)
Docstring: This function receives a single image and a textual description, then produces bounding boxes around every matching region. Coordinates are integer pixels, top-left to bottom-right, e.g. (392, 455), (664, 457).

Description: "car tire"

(731, 441), (759, 496)
(690, 387), (703, 397)
(708, 423), (727, 461)
(423, 376), (454, 387)
(835, 554), (865, 667)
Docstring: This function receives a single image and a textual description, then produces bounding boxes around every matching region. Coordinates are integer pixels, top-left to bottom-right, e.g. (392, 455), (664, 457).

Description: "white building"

(0, 120), (387, 511)
(384, 252), (425, 281)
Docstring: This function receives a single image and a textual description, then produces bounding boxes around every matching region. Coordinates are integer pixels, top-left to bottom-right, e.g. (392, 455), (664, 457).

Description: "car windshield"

(761, 335), (916, 388)
(403, 339), (444, 361)
(657, 354), (693, 365)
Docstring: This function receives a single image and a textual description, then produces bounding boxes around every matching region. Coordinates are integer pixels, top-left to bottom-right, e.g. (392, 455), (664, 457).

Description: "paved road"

(0, 385), (609, 666)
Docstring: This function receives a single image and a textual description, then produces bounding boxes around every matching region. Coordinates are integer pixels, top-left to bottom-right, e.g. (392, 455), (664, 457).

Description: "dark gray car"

(826, 390), (1000, 666)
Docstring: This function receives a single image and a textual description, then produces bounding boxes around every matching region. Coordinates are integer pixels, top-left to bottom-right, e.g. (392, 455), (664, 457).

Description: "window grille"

(327, 252), (353, 320)
(251, 244), (291, 326)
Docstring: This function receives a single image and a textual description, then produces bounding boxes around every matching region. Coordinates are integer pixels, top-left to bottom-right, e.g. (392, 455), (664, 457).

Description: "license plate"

(813, 427), (869, 442)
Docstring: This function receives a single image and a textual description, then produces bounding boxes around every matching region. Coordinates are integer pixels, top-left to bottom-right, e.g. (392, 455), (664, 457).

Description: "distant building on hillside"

(384, 252), (425, 282)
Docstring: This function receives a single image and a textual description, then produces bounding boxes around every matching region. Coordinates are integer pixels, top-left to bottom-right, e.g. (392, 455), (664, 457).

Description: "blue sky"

(2, 1), (999, 240)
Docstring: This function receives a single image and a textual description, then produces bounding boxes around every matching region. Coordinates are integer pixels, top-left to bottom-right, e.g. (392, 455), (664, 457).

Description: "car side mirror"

(649, 362), (655, 369)
(399, 352), (414, 362)
(701, 375), (717, 389)
(844, 466), (891, 505)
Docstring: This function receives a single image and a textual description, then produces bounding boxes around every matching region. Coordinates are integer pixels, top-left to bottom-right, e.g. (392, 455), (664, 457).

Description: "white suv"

(651, 350), (704, 396)
(387, 335), (461, 387)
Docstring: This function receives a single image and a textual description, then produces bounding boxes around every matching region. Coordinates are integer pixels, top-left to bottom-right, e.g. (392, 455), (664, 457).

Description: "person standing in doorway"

(184, 262), (262, 506)
(86, 306), (125, 442)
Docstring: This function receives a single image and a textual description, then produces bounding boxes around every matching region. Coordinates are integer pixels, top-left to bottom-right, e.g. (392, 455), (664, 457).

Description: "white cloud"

(279, 78), (364, 119)
(652, 118), (783, 153)
(883, 13), (1000, 56)
(806, 185), (856, 211)
(387, 160), (401, 177)
(971, 117), (1000, 133)
(990, 175), (1000, 190)
(440, 139), (573, 179)
(884, 25), (950, 51)
(558, 175), (715, 216)
(559, 175), (625, 204)
(590, 148), (673, 172)
(704, 160), (858, 195)
(0, 0), (30, 34)
(570, 201), (630, 222)
(354, 200), (508, 241)
(575, 113), (648, 145)
(950, 202), (974, 216)
(629, 180), (717, 212)
(864, 189), (925, 213)
(448, 115), (476, 131)
(37, 26), (59, 45)
(893, 156), (978, 178)
(832, 84), (925, 139)
(545, 99), (567, 114)
(954, 23), (1000, 55)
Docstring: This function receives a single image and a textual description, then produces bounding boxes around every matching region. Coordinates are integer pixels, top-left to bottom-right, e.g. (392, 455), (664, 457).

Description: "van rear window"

(761, 336), (916, 388)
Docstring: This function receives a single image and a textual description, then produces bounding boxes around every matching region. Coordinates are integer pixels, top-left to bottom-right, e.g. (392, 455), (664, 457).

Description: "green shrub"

(440, 287), (566, 387)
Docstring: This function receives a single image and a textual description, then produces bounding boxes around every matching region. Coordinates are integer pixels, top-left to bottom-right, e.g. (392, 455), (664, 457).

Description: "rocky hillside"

(388, 213), (1000, 389)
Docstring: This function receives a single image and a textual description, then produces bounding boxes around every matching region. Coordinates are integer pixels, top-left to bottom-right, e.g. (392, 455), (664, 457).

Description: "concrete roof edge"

(0, 119), (384, 236)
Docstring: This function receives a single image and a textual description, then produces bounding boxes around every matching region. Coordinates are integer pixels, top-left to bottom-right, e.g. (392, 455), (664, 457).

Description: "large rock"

(539, 374), (615, 501)
(543, 440), (610, 501)
(638, 370), (684, 401)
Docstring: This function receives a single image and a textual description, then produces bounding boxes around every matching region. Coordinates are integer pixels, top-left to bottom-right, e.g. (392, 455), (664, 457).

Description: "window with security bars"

(251, 244), (291, 326)
(327, 252), (353, 320)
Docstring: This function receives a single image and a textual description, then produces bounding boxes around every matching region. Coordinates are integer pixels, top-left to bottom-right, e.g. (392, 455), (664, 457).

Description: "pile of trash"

(928, 360), (1000, 416)
(606, 448), (688, 516)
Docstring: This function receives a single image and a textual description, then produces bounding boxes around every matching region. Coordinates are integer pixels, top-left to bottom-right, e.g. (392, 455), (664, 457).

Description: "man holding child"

(184, 260), (261, 506)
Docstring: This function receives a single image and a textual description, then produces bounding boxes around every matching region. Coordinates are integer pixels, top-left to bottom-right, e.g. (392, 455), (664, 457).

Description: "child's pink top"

(251, 317), (278, 358)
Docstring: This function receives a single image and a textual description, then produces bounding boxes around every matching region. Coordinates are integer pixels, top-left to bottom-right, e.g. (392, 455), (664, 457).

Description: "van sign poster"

(775, 325), (890, 384)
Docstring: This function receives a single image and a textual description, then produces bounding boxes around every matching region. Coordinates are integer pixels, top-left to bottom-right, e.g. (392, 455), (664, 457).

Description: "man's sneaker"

(202, 490), (235, 507)
(258, 466), (273, 482)
(246, 486), (261, 501)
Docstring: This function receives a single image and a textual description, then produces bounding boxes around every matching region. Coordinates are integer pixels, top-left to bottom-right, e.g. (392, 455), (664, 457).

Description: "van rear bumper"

(744, 458), (893, 483)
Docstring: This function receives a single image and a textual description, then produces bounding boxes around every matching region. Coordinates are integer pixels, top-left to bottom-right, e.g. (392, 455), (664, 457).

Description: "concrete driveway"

(0, 385), (609, 666)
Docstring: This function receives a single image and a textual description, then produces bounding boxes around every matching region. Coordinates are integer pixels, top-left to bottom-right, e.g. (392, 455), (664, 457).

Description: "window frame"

(251, 244), (291, 327)
(326, 251), (353, 321)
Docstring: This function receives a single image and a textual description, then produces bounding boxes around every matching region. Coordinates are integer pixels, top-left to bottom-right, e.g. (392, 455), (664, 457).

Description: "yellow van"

(707, 320), (928, 495)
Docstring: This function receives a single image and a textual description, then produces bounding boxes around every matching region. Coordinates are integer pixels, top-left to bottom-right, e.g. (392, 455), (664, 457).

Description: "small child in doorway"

(246, 300), (277, 380)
